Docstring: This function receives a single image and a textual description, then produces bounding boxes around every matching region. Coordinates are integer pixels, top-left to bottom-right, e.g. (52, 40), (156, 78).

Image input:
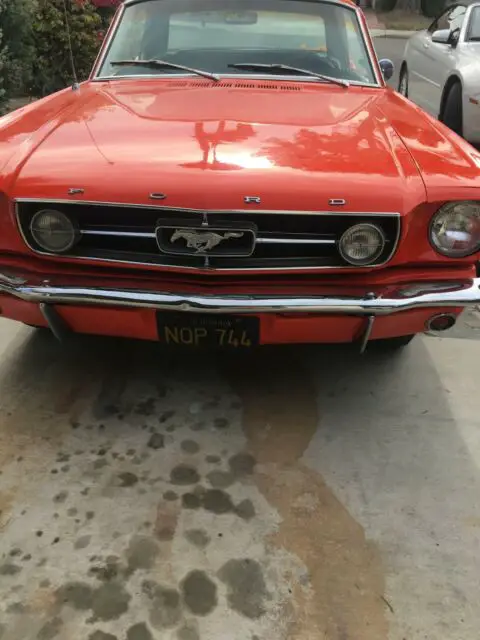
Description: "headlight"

(430, 201), (480, 257)
(30, 209), (79, 253)
(338, 223), (385, 266)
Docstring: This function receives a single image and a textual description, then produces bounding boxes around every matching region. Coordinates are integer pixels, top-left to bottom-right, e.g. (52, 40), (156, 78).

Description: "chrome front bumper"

(1, 273), (480, 315)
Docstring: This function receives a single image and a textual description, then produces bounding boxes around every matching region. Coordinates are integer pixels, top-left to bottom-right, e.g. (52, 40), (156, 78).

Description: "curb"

(370, 28), (415, 38)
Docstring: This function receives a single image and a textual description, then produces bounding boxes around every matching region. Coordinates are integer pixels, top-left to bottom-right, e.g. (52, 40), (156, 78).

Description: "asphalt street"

(373, 36), (406, 90)
(1, 38), (480, 640)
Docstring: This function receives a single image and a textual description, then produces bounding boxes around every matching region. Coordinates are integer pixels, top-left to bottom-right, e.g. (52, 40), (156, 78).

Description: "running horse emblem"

(171, 229), (244, 253)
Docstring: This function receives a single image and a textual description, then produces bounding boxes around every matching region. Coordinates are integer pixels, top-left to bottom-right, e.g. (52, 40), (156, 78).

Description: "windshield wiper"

(110, 59), (220, 82)
(227, 62), (349, 87)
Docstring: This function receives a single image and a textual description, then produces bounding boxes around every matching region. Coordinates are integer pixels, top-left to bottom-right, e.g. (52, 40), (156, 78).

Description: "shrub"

(0, 25), (6, 115)
(30, 0), (101, 98)
(375, 0), (398, 12)
(0, 0), (35, 113)
(421, 0), (446, 17)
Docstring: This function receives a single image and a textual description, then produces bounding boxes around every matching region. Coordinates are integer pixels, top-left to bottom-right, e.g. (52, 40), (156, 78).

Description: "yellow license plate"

(156, 312), (259, 348)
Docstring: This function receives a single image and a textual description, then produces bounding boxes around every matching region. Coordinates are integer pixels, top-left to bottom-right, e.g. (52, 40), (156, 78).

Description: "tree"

(30, 0), (101, 98)
(0, 20), (6, 115)
(0, 0), (35, 113)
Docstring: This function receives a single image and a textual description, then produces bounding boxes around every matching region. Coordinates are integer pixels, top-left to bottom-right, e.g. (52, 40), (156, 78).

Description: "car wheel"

(371, 334), (415, 350)
(441, 81), (463, 136)
(398, 65), (408, 97)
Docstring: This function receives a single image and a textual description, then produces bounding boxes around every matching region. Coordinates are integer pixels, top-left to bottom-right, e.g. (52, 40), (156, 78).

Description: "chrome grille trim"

(14, 200), (401, 272)
(80, 228), (337, 245)
(81, 229), (156, 238)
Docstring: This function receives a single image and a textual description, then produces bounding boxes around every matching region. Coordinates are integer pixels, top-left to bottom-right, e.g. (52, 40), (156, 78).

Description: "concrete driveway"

(1, 312), (480, 640)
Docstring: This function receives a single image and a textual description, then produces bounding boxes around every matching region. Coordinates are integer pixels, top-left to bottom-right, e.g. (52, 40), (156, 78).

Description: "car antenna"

(62, 0), (80, 91)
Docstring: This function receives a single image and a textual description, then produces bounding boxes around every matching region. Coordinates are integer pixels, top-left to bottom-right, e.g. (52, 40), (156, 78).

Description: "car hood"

(378, 90), (480, 202)
(8, 79), (429, 212)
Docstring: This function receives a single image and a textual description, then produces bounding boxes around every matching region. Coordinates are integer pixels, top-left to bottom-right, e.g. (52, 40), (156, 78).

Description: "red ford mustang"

(0, 0), (479, 350)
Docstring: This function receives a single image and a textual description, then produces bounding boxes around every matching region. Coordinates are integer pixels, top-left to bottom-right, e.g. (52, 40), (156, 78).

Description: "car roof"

(122, 0), (358, 8)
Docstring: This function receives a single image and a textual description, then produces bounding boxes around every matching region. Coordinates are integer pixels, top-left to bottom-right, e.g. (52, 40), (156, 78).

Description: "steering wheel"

(324, 56), (342, 71)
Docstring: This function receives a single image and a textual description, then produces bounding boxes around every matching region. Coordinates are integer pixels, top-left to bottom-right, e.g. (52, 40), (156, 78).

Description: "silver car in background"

(399, 2), (480, 143)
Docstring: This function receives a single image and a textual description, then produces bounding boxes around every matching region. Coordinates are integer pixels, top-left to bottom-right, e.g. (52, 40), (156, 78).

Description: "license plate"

(156, 312), (259, 348)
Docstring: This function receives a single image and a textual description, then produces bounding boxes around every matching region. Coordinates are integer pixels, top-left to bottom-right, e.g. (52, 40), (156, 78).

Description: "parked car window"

(467, 6), (480, 40)
(448, 6), (466, 33)
(98, 0), (377, 85)
(428, 4), (466, 35)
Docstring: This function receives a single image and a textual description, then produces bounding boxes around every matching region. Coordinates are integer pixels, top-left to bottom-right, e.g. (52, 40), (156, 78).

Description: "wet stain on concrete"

(147, 433), (165, 450)
(53, 491), (68, 504)
(142, 580), (182, 629)
(182, 493), (201, 509)
(57, 582), (94, 611)
(229, 452), (256, 478)
(136, 398), (156, 417)
(205, 455), (221, 464)
(118, 472), (139, 487)
(163, 491), (178, 502)
(234, 499), (256, 521)
(170, 465), (200, 485)
(206, 470), (235, 489)
(218, 558), (267, 619)
(89, 556), (121, 582)
(181, 440), (200, 454)
(88, 632), (118, 640)
(92, 582), (131, 621)
(185, 529), (210, 549)
(224, 351), (388, 639)
(214, 417), (229, 430)
(0, 563), (21, 575)
(159, 410), (175, 423)
(126, 622), (153, 640)
(181, 570), (218, 616)
(203, 489), (235, 514)
(181, 488), (249, 517)
(7, 601), (26, 614)
(176, 620), (200, 640)
(37, 616), (63, 640)
(126, 535), (159, 574)
(93, 458), (108, 471)
(74, 535), (91, 550)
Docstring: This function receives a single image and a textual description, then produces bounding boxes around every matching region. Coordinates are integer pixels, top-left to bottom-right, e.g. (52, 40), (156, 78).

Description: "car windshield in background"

(97, 0), (377, 85)
(467, 6), (480, 41)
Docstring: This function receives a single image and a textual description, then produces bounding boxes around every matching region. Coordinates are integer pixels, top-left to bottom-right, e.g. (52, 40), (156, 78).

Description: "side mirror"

(379, 58), (394, 81)
(432, 29), (452, 44)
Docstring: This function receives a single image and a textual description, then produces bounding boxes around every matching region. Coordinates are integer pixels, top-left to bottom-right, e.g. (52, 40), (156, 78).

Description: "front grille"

(16, 201), (400, 271)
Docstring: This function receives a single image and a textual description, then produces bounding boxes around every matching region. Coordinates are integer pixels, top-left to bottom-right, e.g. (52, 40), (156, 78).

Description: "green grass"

(376, 11), (431, 31)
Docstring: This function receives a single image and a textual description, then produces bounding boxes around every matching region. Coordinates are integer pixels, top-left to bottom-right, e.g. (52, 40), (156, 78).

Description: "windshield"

(467, 6), (480, 41)
(97, 0), (378, 85)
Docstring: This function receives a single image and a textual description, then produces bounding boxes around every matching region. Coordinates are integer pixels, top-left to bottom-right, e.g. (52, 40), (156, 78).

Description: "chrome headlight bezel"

(429, 201), (480, 258)
(338, 223), (386, 266)
(30, 209), (79, 254)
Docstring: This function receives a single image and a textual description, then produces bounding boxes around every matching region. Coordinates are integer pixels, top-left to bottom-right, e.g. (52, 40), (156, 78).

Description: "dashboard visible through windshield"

(97, 0), (378, 86)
